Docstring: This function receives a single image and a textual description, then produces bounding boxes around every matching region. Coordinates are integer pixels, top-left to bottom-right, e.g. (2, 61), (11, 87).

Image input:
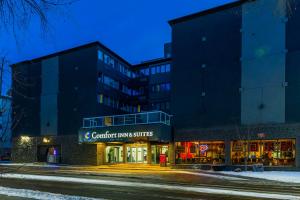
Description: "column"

(97, 143), (106, 165)
(296, 136), (300, 168)
(147, 142), (152, 164)
(123, 144), (127, 163)
(168, 142), (175, 165)
(225, 139), (231, 166)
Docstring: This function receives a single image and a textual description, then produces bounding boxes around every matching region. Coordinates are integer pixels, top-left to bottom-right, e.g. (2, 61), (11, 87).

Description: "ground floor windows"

(175, 141), (225, 164)
(151, 145), (169, 164)
(105, 143), (169, 164)
(127, 145), (147, 163)
(231, 139), (296, 166)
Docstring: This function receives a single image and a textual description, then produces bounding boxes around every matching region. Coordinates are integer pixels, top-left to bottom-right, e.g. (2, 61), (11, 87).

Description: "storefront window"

(175, 141), (225, 164)
(126, 145), (147, 163)
(231, 139), (296, 166)
(151, 145), (169, 164)
(105, 146), (123, 163)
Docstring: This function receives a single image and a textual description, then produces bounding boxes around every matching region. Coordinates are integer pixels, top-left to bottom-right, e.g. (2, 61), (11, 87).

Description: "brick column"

(147, 142), (152, 164)
(97, 143), (106, 165)
(168, 142), (175, 165)
(225, 139), (231, 166)
(123, 144), (127, 163)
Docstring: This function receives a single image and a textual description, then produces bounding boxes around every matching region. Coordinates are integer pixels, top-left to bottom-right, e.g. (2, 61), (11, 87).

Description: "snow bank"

(0, 186), (102, 200)
(221, 171), (300, 184)
(1, 173), (300, 199)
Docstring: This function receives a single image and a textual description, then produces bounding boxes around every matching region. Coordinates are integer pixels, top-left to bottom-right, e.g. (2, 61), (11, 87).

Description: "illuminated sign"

(199, 144), (208, 152)
(82, 130), (154, 142)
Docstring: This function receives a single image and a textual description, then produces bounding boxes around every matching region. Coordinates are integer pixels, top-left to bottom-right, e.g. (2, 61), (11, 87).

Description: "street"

(0, 164), (300, 200)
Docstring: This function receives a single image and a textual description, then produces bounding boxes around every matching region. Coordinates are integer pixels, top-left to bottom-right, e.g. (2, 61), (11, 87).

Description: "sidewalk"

(0, 162), (173, 171)
(220, 171), (300, 184)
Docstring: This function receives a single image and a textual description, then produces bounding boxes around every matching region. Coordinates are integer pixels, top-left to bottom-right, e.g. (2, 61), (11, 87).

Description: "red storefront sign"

(160, 154), (166, 164)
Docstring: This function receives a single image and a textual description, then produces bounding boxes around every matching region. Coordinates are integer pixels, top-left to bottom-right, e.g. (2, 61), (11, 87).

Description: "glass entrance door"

(127, 145), (147, 163)
(106, 146), (123, 163)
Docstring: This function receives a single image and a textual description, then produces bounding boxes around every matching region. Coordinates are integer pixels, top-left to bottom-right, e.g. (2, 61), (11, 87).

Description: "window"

(161, 65), (166, 73)
(156, 66), (161, 74)
(144, 68), (149, 76)
(175, 141), (225, 164)
(97, 94), (103, 104)
(140, 68), (150, 76)
(166, 64), (171, 72)
(104, 54), (110, 65)
(166, 83), (171, 91)
(151, 83), (171, 93)
(231, 139), (296, 166)
(98, 50), (104, 61)
(151, 67), (156, 75)
(103, 75), (119, 90)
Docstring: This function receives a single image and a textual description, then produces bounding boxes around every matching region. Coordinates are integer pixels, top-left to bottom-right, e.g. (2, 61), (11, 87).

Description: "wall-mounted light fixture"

(43, 137), (50, 143)
(20, 136), (31, 144)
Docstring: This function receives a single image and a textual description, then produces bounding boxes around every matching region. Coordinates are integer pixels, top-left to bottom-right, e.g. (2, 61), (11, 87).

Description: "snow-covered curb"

(1, 173), (300, 199)
(221, 171), (300, 184)
(0, 186), (102, 200)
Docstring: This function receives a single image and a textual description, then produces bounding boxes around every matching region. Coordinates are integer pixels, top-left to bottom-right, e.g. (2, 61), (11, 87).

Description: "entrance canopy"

(79, 111), (172, 143)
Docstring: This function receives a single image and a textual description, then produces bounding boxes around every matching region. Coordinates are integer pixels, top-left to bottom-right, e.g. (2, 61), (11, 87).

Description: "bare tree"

(0, 1), (78, 164)
(0, 0), (78, 32)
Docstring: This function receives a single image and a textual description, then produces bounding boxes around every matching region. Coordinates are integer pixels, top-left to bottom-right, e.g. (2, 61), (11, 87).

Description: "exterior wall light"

(20, 136), (31, 143)
(43, 137), (50, 143)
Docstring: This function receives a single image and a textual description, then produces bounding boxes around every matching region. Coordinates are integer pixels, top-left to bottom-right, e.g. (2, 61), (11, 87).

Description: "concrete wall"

(41, 57), (59, 135)
(12, 135), (98, 165)
(241, 0), (286, 125)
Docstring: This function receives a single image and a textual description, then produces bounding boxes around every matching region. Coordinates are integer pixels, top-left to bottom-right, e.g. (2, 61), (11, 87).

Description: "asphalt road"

(0, 164), (299, 200)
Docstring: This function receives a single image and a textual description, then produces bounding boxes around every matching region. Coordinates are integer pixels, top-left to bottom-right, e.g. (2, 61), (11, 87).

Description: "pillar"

(296, 136), (300, 168)
(147, 142), (152, 164)
(123, 144), (127, 163)
(225, 139), (231, 166)
(97, 143), (106, 165)
(168, 142), (175, 165)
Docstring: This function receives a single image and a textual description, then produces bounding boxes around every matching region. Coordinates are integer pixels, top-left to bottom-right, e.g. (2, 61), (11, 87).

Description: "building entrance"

(105, 146), (123, 163)
(126, 145), (147, 163)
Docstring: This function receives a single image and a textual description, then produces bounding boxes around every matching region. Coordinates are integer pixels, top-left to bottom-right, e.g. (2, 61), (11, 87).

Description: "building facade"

(11, 0), (300, 169)
(170, 0), (300, 169)
(11, 42), (173, 165)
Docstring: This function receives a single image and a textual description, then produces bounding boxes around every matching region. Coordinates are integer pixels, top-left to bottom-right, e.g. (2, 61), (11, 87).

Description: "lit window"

(97, 94), (103, 104)
(137, 105), (141, 112)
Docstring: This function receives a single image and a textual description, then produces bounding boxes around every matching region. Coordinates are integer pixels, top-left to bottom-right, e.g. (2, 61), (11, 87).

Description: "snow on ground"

(221, 171), (300, 184)
(174, 170), (246, 181)
(1, 173), (300, 200)
(0, 186), (102, 200)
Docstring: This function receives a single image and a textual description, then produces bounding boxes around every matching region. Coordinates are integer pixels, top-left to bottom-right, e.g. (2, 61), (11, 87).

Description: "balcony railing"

(82, 111), (171, 128)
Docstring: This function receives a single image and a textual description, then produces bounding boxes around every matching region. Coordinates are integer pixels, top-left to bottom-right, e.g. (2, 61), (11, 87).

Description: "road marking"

(1, 173), (300, 199)
(0, 186), (103, 200)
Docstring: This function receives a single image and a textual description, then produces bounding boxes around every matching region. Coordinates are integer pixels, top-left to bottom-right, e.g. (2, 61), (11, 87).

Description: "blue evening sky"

(1, 0), (234, 65)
